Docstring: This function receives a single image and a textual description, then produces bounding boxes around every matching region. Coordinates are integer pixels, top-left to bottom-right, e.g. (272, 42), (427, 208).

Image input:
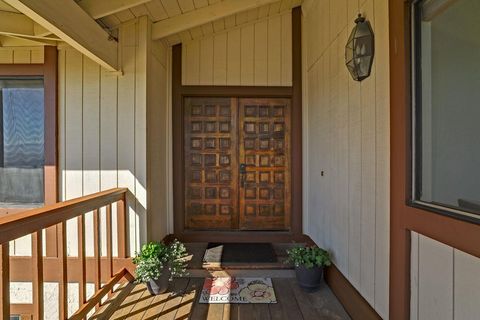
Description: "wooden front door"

(184, 97), (291, 231)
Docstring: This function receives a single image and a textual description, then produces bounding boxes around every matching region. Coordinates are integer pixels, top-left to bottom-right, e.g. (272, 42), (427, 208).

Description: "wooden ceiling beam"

(0, 10), (33, 36)
(151, 0), (279, 40)
(77, 0), (152, 20)
(4, 0), (118, 71)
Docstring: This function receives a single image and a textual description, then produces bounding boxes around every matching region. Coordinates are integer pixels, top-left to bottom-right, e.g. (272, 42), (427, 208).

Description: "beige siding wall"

(302, 0), (390, 318)
(181, 12), (292, 86)
(1, 17), (168, 316)
(147, 27), (170, 242)
(58, 17), (169, 257)
(0, 47), (44, 64)
(410, 233), (480, 320)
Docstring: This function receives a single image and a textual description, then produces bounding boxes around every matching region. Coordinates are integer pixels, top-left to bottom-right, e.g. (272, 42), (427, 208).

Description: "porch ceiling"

(97, 0), (302, 46)
(0, 0), (301, 60)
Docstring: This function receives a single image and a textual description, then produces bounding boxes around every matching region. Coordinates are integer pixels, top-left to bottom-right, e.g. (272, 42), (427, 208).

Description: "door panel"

(184, 97), (238, 230)
(238, 98), (291, 230)
(183, 97), (291, 231)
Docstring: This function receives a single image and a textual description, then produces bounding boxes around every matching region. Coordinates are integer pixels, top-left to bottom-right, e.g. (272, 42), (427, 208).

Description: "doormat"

(203, 243), (277, 264)
(199, 277), (277, 304)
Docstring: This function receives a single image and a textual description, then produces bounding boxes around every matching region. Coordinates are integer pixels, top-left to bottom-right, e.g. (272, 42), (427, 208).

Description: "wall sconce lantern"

(345, 14), (374, 81)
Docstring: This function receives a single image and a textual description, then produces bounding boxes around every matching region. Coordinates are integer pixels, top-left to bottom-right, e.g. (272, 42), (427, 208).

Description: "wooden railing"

(0, 188), (134, 320)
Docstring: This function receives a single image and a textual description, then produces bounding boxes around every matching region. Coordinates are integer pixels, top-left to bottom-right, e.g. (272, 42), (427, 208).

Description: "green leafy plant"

(133, 239), (188, 283)
(286, 245), (332, 269)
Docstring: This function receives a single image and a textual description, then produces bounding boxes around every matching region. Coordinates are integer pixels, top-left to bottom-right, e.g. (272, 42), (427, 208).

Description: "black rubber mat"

(203, 243), (277, 264)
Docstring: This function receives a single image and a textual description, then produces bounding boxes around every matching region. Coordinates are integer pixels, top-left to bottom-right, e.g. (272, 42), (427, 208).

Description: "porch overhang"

(4, 0), (119, 71)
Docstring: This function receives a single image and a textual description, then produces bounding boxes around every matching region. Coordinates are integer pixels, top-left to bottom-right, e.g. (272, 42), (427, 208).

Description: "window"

(412, 0), (480, 221)
(0, 78), (45, 207)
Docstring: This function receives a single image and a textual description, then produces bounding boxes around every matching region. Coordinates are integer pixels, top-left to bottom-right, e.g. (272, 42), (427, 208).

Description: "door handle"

(240, 163), (251, 187)
(240, 163), (247, 174)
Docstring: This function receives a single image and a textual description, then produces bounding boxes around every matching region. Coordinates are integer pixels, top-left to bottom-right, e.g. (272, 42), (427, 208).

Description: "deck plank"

(92, 278), (351, 320)
(288, 278), (321, 320)
(272, 278), (304, 320)
(205, 304), (224, 320)
(185, 278), (209, 320)
(110, 284), (149, 319)
(140, 287), (171, 320)
(90, 283), (135, 319)
(157, 278), (190, 320)
(173, 278), (200, 319)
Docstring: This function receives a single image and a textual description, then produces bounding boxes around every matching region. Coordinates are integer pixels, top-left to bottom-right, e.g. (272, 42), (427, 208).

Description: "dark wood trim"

(389, 0), (480, 319)
(175, 231), (309, 244)
(172, 7), (303, 238)
(0, 64), (44, 76)
(43, 46), (58, 206)
(325, 264), (382, 320)
(180, 85), (292, 97)
(172, 44), (185, 236)
(291, 6), (303, 235)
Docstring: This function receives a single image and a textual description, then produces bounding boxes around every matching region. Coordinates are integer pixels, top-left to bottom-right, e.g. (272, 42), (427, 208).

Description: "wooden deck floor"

(92, 277), (350, 320)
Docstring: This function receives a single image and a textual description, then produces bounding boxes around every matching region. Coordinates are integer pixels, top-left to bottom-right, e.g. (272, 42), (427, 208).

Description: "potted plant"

(133, 239), (188, 295)
(286, 245), (331, 292)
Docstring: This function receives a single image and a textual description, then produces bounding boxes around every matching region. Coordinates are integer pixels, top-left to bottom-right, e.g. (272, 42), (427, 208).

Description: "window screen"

(0, 78), (44, 207)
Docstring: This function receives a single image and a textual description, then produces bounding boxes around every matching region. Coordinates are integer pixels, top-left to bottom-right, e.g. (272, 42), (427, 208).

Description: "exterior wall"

(147, 27), (170, 242)
(58, 18), (147, 257)
(0, 47), (44, 64)
(410, 234), (480, 319)
(0, 17), (168, 318)
(302, 0), (390, 318)
(57, 17), (169, 256)
(181, 12), (292, 86)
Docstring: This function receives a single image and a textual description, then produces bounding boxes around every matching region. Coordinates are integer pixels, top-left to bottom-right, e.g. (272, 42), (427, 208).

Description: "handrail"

(0, 188), (133, 319)
(0, 188), (127, 245)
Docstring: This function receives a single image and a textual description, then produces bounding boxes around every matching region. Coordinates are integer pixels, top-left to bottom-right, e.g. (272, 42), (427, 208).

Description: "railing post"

(117, 197), (128, 258)
(93, 209), (101, 309)
(57, 222), (68, 319)
(106, 204), (114, 297)
(0, 243), (10, 319)
(32, 231), (44, 320)
(78, 214), (86, 307)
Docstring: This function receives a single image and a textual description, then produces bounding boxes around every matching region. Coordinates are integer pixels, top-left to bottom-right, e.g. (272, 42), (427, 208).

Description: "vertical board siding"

(303, 0), (390, 318)
(410, 233), (480, 320)
(182, 12), (293, 86)
(418, 235), (454, 320)
(0, 47), (44, 64)
(58, 18), (168, 257)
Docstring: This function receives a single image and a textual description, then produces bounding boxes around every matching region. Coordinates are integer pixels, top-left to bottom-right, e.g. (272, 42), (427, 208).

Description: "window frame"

(0, 47), (57, 215)
(410, 0), (480, 224)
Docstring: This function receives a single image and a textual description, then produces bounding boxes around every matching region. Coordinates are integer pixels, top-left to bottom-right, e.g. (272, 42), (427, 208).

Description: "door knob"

(240, 163), (247, 174)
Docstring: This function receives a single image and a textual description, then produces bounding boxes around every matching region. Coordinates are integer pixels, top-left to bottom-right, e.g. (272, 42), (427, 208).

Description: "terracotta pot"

(295, 265), (324, 292)
(146, 267), (171, 295)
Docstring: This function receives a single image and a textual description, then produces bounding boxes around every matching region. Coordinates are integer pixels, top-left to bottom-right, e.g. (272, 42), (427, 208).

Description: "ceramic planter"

(295, 265), (324, 292)
(146, 266), (171, 295)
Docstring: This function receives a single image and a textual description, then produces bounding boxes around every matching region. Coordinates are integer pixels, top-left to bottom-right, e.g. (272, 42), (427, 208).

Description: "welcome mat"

(203, 243), (277, 264)
(199, 277), (277, 304)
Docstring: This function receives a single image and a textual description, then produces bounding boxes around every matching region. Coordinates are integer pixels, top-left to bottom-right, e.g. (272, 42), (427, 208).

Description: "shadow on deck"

(92, 242), (350, 319)
(92, 277), (350, 320)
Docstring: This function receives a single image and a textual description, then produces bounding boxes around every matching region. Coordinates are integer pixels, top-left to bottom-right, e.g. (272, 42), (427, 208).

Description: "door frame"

(389, 1), (480, 318)
(172, 7), (303, 242)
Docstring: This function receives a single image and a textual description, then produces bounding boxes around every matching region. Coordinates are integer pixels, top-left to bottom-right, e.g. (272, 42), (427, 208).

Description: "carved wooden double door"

(184, 97), (291, 231)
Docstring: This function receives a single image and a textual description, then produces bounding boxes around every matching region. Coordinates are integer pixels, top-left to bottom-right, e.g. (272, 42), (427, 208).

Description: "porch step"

(183, 242), (301, 278)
